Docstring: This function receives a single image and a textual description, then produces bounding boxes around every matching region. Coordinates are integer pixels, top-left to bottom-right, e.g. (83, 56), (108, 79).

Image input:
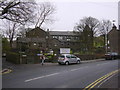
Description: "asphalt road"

(2, 59), (119, 89)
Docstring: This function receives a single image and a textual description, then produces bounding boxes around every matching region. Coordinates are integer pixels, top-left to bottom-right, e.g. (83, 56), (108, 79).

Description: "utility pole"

(46, 29), (49, 52)
(105, 27), (108, 53)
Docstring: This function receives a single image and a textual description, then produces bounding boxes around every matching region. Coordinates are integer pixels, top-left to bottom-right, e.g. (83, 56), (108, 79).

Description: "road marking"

(71, 68), (79, 71)
(88, 71), (117, 89)
(83, 69), (120, 90)
(88, 70), (119, 89)
(25, 73), (59, 82)
(0, 69), (12, 75)
(97, 73), (117, 88)
(25, 66), (89, 82)
(70, 66), (88, 72)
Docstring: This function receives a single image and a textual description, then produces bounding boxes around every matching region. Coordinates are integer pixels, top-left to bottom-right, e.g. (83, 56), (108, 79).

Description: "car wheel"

(65, 61), (69, 65)
(77, 60), (80, 64)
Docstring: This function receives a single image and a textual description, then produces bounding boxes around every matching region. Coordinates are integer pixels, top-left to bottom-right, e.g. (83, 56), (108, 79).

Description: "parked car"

(58, 54), (81, 65)
(105, 52), (118, 60)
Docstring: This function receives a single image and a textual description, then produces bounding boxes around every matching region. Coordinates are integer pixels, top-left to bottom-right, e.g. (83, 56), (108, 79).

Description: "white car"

(58, 54), (81, 65)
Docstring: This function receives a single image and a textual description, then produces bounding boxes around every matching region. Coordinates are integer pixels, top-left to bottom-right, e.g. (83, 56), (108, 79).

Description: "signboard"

(37, 54), (43, 56)
(60, 48), (70, 54)
(22, 55), (27, 57)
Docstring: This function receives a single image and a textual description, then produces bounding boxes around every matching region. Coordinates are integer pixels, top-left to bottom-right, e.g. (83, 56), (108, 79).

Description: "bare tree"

(98, 20), (112, 53)
(99, 20), (112, 35)
(74, 16), (100, 53)
(35, 2), (56, 28)
(18, 27), (28, 38)
(0, 0), (36, 25)
(74, 16), (100, 36)
(0, 0), (37, 48)
(1, 20), (23, 47)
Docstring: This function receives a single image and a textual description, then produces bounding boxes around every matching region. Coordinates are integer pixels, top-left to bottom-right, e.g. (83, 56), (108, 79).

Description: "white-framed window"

(53, 36), (57, 39)
(59, 36), (63, 40)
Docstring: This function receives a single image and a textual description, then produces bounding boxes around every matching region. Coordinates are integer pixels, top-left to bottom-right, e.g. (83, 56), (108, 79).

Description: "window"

(62, 36), (65, 40)
(61, 42), (64, 45)
(60, 55), (65, 58)
(66, 55), (71, 58)
(59, 36), (63, 40)
(71, 55), (76, 58)
(64, 36), (67, 40)
(53, 36), (57, 39)
(67, 39), (70, 41)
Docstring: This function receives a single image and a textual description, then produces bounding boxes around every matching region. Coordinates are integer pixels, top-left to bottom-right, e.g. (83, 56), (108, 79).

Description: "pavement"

(1, 58), (105, 75)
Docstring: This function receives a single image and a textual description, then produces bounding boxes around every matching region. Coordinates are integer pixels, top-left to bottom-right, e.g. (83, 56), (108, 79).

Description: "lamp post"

(46, 28), (49, 52)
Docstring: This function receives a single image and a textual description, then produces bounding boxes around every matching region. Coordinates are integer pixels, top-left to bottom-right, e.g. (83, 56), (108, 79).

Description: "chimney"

(112, 24), (117, 30)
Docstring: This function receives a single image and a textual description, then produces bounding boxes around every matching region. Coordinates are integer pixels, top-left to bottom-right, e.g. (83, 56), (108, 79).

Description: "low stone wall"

(6, 52), (106, 64)
(74, 54), (105, 61)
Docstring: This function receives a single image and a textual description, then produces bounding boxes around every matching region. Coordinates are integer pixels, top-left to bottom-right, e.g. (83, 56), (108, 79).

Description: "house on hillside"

(17, 25), (100, 55)
(17, 27), (49, 53)
(108, 25), (120, 55)
(49, 31), (81, 53)
(16, 27), (83, 63)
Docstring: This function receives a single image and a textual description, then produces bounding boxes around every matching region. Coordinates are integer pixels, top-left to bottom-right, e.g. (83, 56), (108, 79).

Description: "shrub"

(6, 52), (20, 64)
(75, 54), (104, 61)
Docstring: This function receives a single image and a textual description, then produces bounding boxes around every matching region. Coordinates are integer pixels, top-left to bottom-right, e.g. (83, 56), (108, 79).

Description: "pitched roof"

(17, 37), (46, 43)
(49, 31), (77, 36)
(26, 27), (46, 33)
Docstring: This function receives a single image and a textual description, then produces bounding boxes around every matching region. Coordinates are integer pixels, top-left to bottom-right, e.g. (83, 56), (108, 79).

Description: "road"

(2, 59), (119, 89)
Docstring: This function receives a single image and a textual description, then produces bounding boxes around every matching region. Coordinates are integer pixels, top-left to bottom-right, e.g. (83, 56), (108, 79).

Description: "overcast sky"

(36, 0), (119, 31)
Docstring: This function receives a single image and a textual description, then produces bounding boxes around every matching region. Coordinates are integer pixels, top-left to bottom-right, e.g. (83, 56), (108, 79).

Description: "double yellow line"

(83, 69), (120, 90)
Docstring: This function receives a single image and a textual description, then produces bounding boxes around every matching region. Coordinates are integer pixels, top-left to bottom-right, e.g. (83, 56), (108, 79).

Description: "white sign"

(60, 48), (70, 54)
(37, 54), (43, 56)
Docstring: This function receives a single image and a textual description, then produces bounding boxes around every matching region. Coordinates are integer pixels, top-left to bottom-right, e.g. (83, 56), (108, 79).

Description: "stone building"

(108, 25), (120, 55)
(49, 31), (81, 53)
(17, 26), (94, 54)
(17, 27), (82, 54)
(17, 27), (49, 53)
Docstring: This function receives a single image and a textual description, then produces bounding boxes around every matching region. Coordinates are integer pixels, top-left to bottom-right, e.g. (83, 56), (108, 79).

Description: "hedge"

(74, 54), (105, 61)
(6, 52), (20, 64)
